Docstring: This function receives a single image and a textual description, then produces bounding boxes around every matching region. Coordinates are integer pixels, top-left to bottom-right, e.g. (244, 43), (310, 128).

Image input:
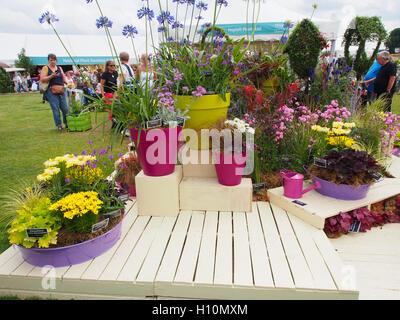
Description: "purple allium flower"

(122, 25), (138, 38)
(137, 7), (154, 20)
(107, 146), (111, 150)
(91, 163), (97, 168)
(96, 16), (113, 29)
(38, 11), (59, 24)
(109, 155), (114, 160)
(65, 178), (70, 183)
(118, 153), (123, 157)
(103, 161), (108, 166)
(87, 139), (93, 144)
(81, 151), (87, 155)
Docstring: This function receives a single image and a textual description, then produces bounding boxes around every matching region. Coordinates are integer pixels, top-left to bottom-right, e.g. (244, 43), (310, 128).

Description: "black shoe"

(58, 126), (63, 131)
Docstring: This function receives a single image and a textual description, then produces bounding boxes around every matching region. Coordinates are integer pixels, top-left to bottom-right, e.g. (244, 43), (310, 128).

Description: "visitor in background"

(40, 53), (69, 131)
(119, 52), (136, 89)
(138, 53), (156, 88)
(96, 68), (102, 83)
(100, 60), (119, 127)
(374, 51), (397, 112)
(130, 64), (140, 81)
(26, 73), (32, 90)
(362, 60), (381, 105)
(91, 70), (98, 87)
(65, 70), (76, 108)
(13, 73), (27, 93)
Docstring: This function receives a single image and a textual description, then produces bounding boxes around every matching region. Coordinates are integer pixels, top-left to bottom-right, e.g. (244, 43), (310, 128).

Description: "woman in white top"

(138, 53), (156, 89)
(65, 71), (76, 108)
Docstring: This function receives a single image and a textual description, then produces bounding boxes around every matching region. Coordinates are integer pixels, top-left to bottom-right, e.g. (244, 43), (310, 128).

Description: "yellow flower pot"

(261, 77), (279, 96)
(175, 93), (231, 149)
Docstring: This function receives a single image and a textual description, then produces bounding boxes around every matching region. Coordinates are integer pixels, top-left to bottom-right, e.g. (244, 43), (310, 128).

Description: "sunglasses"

(108, 64), (115, 67)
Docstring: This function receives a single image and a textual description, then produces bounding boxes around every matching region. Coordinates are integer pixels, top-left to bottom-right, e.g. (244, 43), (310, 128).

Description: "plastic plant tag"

(118, 193), (130, 202)
(314, 157), (327, 168)
(348, 221), (361, 233)
(104, 209), (122, 219)
(292, 200), (307, 206)
(176, 116), (186, 127)
(371, 172), (384, 183)
(204, 70), (213, 77)
(253, 183), (266, 191)
(92, 218), (109, 233)
(146, 118), (162, 129)
(26, 228), (48, 238)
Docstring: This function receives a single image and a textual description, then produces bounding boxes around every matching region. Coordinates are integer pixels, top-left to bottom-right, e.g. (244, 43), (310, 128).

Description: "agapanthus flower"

(85, 0), (93, 3)
(122, 25), (138, 38)
(283, 21), (294, 29)
(96, 16), (113, 29)
(217, 0), (228, 7)
(172, 21), (184, 29)
(38, 11), (59, 24)
(196, 1), (208, 10)
(138, 7), (155, 20)
(158, 26), (166, 33)
(157, 11), (174, 25)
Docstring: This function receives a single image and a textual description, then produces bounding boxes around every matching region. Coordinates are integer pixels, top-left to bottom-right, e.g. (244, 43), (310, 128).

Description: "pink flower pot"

(130, 127), (181, 177)
(213, 151), (247, 186)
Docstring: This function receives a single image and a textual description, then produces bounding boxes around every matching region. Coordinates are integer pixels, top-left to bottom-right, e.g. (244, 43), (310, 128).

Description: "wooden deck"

(0, 199), (358, 300)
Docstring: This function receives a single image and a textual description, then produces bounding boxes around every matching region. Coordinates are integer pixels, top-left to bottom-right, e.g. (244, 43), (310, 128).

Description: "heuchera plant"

(324, 149), (381, 184)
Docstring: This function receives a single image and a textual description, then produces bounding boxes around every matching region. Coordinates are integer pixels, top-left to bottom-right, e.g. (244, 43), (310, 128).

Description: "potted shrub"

(211, 118), (255, 186)
(7, 149), (127, 267)
(114, 152), (141, 196)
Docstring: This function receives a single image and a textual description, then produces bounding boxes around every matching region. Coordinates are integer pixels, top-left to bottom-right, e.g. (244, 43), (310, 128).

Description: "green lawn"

(392, 93), (400, 114)
(0, 93), (128, 254)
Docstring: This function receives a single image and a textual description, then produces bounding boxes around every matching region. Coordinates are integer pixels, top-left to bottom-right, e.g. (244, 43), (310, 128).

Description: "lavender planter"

(312, 176), (370, 200)
(17, 217), (123, 268)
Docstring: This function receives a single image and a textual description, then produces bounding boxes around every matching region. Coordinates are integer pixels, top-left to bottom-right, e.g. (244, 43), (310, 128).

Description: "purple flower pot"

(17, 218), (123, 268)
(130, 127), (181, 177)
(214, 151), (247, 186)
(312, 176), (371, 200)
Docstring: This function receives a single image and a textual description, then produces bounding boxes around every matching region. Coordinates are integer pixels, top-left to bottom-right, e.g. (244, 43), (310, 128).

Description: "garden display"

(7, 147), (127, 267)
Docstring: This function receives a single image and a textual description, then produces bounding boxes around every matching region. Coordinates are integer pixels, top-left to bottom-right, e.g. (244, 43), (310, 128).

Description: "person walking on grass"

(40, 53), (69, 131)
(13, 73), (27, 93)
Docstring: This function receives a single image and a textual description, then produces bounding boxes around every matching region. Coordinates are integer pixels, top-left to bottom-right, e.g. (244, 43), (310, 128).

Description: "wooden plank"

(97, 215), (150, 281)
(214, 211), (233, 286)
(174, 211), (205, 284)
(268, 178), (400, 229)
(156, 211), (192, 283)
(312, 229), (358, 293)
(246, 203), (274, 288)
(0, 251), (24, 276)
(10, 261), (36, 277)
(287, 212), (337, 290)
(81, 203), (142, 281)
(270, 203), (315, 289)
(232, 212), (253, 287)
(118, 217), (164, 282)
(0, 246), (18, 268)
(257, 202), (295, 289)
(194, 211), (218, 285)
(136, 216), (177, 283)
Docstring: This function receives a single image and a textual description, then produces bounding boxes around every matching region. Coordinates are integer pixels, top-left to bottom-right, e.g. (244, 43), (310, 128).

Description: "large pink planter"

(213, 151), (247, 186)
(130, 127), (181, 177)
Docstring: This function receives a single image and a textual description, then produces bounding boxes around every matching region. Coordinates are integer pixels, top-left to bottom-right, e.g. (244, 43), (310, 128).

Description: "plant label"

(26, 228), (48, 238)
(281, 157), (292, 163)
(253, 183), (265, 191)
(371, 172), (384, 183)
(204, 70), (213, 77)
(118, 193), (130, 202)
(92, 218), (109, 233)
(348, 221), (361, 233)
(314, 157), (327, 168)
(292, 200), (307, 206)
(104, 209), (122, 219)
(176, 116), (186, 127)
(146, 118), (162, 129)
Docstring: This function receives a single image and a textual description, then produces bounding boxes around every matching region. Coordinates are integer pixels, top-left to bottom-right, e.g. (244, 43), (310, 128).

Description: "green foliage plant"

(8, 194), (62, 248)
(14, 48), (36, 75)
(0, 67), (14, 93)
(284, 19), (327, 80)
(385, 28), (400, 54)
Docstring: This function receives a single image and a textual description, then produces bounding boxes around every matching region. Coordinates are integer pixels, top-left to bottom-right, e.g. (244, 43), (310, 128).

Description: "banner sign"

(215, 22), (286, 36)
(30, 56), (114, 65)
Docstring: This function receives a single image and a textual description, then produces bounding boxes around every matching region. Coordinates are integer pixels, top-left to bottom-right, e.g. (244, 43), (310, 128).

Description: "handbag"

(51, 85), (65, 95)
(39, 81), (49, 93)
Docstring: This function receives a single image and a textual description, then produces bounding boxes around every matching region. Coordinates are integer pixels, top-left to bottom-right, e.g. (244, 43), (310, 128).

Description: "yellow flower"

(343, 122), (356, 128)
(37, 172), (52, 182)
(332, 121), (344, 129)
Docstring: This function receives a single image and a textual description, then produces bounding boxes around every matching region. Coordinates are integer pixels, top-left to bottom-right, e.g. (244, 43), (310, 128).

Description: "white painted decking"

(0, 199), (358, 300)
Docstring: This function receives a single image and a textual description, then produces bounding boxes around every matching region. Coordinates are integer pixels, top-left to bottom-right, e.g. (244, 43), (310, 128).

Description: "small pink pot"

(213, 151), (247, 186)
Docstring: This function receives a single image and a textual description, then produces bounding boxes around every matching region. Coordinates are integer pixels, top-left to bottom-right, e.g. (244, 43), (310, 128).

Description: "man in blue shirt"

(363, 60), (381, 104)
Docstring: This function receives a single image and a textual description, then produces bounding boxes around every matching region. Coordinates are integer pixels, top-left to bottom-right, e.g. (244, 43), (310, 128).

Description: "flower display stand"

(267, 178), (400, 229)
(135, 165), (182, 217)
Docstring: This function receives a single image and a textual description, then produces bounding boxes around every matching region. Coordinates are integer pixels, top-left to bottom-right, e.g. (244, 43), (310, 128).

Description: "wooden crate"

(178, 146), (216, 178)
(179, 177), (252, 212)
(135, 166), (182, 217)
(268, 178), (400, 229)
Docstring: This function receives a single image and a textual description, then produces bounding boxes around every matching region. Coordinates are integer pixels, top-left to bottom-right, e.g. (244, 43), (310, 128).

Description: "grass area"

(0, 93), (128, 254)
(391, 93), (400, 114)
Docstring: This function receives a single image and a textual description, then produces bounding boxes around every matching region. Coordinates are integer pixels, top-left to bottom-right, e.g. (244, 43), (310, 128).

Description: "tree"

(385, 28), (400, 54)
(343, 16), (387, 79)
(14, 48), (36, 74)
(284, 19), (327, 80)
(0, 67), (14, 93)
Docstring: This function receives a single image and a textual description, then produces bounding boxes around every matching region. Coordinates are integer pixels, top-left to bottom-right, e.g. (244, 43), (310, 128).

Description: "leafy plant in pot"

(211, 118), (255, 186)
(7, 150), (126, 268)
(307, 149), (382, 200)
